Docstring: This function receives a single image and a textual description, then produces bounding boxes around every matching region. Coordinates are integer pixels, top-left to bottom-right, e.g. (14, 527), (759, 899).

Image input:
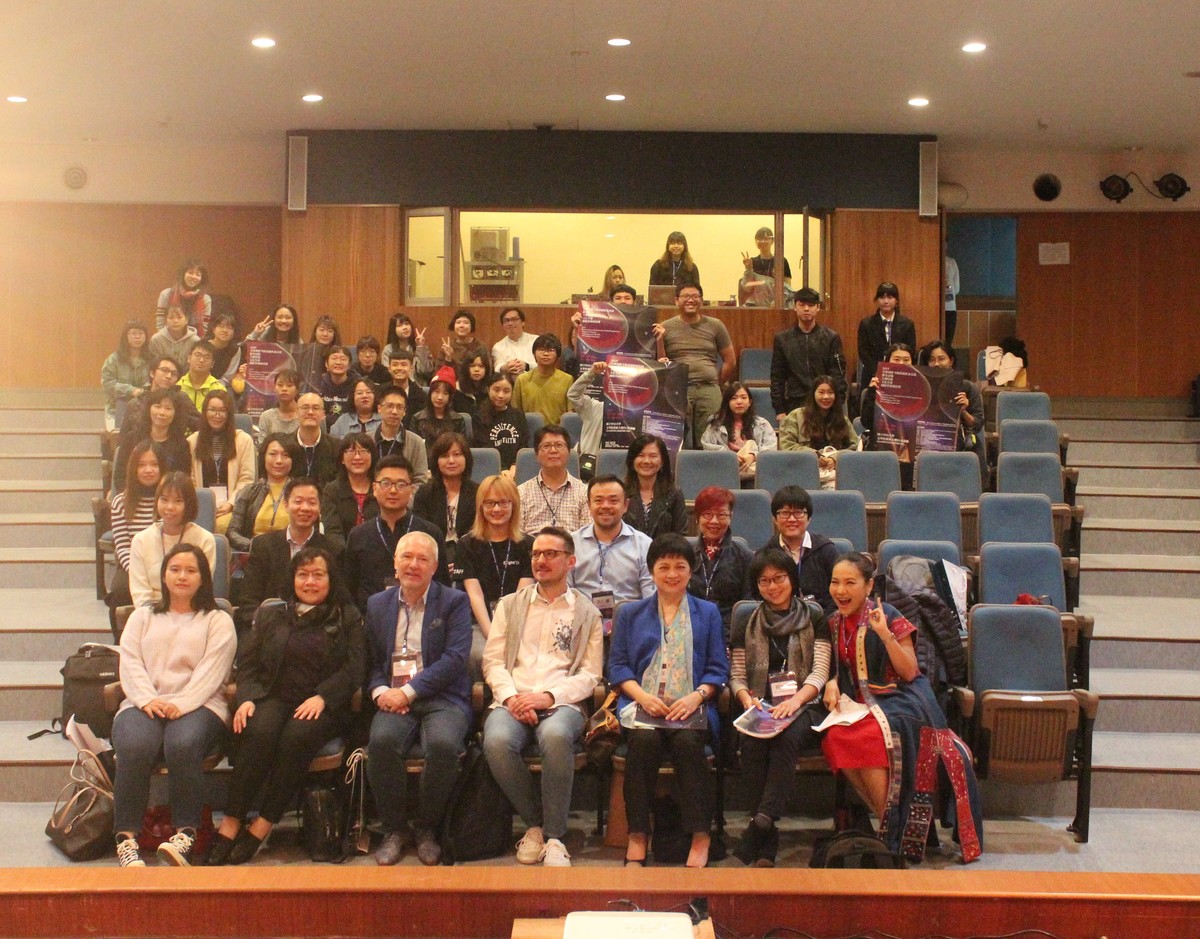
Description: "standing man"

(491, 307), (538, 378)
(518, 425), (591, 534)
(769, 287), (847, 420)
(482, 526), (603, 868)
(343, 455), (449, 611)
(373, 387), (431, 485)
(654, 284), (736, 448)
(289, 394), (340, 487)
(569, 475), (653, 631)
(366, 531), (473, 866)
(856, 282), (916, 390)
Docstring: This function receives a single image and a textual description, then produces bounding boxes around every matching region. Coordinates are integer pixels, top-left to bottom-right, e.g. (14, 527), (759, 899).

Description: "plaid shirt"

(518, 473), (590, 535)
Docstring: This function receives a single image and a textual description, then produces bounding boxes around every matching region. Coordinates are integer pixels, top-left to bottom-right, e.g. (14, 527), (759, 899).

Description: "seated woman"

(608, 534), (729, 868)
(255, 369), (301, 442)
(112, 543), (236, 867)
(247, 304), (302, 345)
(452, 352), (490, 417)
(207, 312), (243, 387)
(472, 371), (528, 472)
(860, 343), (916, 489)
(107, 441), (163, 621)
(437, 310), (490, 379)
(458, 474), (534, 639)
(101, 320), (151, 431)
(779, 375), (858, 488)
(411, 367), (468, 454)
(329, 379), (381, 438)
(208, 547), (365, 865)
(917, 340), (987, 484)
(648, 231), (701, 291)
(381, 311), (435, 383)
(188, 389), (256, 534)
(730, 549), (831, 867)
(226, 433), (301, 553)
(623, 434), (688, 539)
(700, 381), (778, 482)
(821, 552), (982, 856)
(321, 433), (380, 546)
(112, 387), (191, 496)
(128, 472), (217, 608)
(412, 432), (477, 580)
(685, 486), (752, 642)
(309, 315), (343, 356)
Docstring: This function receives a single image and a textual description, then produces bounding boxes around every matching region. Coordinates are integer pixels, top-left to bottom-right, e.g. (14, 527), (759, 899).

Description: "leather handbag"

(46, 749), (114, 861)
(584, 689), (621, 767)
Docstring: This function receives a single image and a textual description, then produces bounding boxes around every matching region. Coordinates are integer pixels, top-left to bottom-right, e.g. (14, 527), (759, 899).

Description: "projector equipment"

(1154, 172), (1191, 201)
(1099, 174), (1133, 203)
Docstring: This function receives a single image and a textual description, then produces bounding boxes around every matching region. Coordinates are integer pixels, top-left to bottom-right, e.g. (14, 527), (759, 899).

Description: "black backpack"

(439, 742), (512, 864)
(810, 831), (906, 869)
(29, 643), (120, 741)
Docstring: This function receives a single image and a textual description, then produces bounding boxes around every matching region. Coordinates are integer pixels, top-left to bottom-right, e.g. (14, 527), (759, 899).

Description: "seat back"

(234, 413), (254, 437)
(596, 449), (627, 480)
(978, 493), (1055, 544)
(808, 490), (868, 551)
(739, 349), (772, 385)
(886, 491), (962, 550)
(979, 541), (1067, 609)
(999, 419), (1060, 454)
(827, 536), (854, 556)
(195, 488), (216, 533)
(514, 448), (581, 484)
(878, 538), (961, 572)
(975, 349), (987, 382)
(212, 534), (230, 600)
(459, 413), (473, 441)
(560, 412), (582, 448)
(731, 599), (758, 635)
(676, 450), (740, 501)
(524, 411), (545, 442)
(915, 451), (982, 501)
(731, 489), (773, 545)
(835, 450), (901, 503)
(996, 391), (1052, 423)
(968, 604), (1068, 694)
(750, 388), (777, 429)
(469, 448), (502, 483)
(996, 453), (1064, 502)
(755, 450), (820, 493)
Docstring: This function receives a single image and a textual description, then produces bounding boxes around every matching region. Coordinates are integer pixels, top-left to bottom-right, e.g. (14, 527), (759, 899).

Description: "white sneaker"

(116, 837), (145, 868)
(157, 828), (196, 867)
(541, 838), (571, 867)
(515, 826), (545, 864)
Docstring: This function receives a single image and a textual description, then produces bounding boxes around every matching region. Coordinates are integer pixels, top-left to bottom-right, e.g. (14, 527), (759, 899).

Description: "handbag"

(583, 690), (621, 767)
(46, 749), (114, 861)
(302, 784), (345, 862)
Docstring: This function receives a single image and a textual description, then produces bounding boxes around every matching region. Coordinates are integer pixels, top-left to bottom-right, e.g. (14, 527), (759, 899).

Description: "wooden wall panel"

(0, 203), (280, 389)
(1138, 213), (1200, 398)
(828, 209), (942, 379)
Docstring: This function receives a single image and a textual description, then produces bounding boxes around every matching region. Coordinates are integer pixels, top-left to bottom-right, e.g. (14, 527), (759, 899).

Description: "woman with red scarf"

(156, 258), (212, 336)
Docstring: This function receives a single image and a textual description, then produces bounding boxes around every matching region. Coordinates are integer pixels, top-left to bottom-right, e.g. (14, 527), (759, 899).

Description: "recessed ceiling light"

(605, 233), (615, 238)
(6, 96), (28, 104)
(252, 37), (276, 49)
(605, 93), (625, 102)
(608, 38), (631, 47)
(962, 41), (986, 53)
(302, 93), (323, 103)
(908, 97), (929, 107)
(606, 215), (616, 220)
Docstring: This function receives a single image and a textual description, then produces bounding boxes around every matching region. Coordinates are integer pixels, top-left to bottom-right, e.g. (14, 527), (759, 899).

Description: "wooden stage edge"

(3, 868), (1199, 939)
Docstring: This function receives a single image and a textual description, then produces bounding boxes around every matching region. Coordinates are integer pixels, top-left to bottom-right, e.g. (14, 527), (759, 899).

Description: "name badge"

(768, 670), (798, 703)
(592, 590), (615, 636)
(392, 650), (422, 688)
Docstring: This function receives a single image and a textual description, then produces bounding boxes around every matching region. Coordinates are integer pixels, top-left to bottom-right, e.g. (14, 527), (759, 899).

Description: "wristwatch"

(696, 687), (710, 700)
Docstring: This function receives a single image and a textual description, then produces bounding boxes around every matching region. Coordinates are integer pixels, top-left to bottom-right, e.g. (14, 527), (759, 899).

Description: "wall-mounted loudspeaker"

(1033, 173), (1061, 202)
(287, 136), (308, 212)
(918, 141), (938, 217)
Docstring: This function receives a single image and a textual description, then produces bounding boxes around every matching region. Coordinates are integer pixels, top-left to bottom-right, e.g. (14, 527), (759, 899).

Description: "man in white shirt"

(482, 526), (603, 867)
(490, 306), (538, 378)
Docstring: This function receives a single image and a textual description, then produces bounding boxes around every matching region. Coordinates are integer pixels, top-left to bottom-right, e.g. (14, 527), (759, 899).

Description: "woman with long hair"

(382, 311), (434, 383)
(779, 374), (858, 486)
(112, 543), (236, 867)
(859, 343), (914, 461)
(700, 381), (778, 481)
(412, 432), (478, 578)
(112, 387), (192, 494)
(188, 389), (256, 532)
(207, 311), (243, 385)
(107, 441), (163, 618)
(208, 547), (364, 865)
(472, 371), (528, 470)
(155, 258), (211, 334)
(622, 434), (688, 538)
(321, 433), (380, 544)
(411, 366), (468, 453)
(101, 320), (151, 430)
(917, 339), (986, 484)
(602, 264), (627, 298)
(128, 472), (217, 608)
(248, 305), (302, 345)
(648, 231), (701, 291)
(456, 473), (534, 638)
(453, 352), (491, 417)
(226, 433), (301, 552)
(309, 315), (342, 352)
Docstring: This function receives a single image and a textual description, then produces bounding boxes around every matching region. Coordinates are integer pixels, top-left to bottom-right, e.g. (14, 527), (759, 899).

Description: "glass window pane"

(406, 210), (448, 304)
(783, 211), (826, 298)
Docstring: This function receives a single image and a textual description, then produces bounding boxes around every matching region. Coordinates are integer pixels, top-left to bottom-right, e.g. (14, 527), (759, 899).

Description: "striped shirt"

(109, 493), (157, 570)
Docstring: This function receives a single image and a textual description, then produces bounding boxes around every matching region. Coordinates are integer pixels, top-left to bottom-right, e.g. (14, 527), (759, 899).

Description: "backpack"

(30, 643), (120, 741)
(439, 742), (512, 864)
(810, 830), (906, 869)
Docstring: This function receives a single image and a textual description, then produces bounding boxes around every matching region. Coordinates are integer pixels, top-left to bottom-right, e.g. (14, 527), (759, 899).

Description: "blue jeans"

(111, 705), (225, 834)
(482, 705), (585, 840)
(367, 698), (468, 833)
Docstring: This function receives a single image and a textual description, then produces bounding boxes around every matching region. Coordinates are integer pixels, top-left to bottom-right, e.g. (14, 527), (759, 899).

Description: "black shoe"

(753, 827), (779, 867)
(733, 822), (769, 866)
(206, 833), (236, 867)
(227, 829), (263, 866)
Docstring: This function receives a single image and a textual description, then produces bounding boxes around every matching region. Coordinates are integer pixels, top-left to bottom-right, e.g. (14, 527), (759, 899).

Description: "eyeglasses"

(482, 499), (513, 510)
(501, 317), (522, 325)
(155, 366), (178, 376)
(380, 402), (405, 411)
(538, 442), (568, 452)
(531, 549), (570, 561)
(756, 573), (791, 589)
(774, 510), (808, 520)
(375, 479), (412, 491)
(298, 404), (324, 414)
(699, 512), (731, 522)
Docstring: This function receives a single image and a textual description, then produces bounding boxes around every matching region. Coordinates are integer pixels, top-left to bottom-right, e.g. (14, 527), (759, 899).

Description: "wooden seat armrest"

(103, 681), (125, 714)
(1072, 688), (1100, 720)
(951, 686), (975, 718)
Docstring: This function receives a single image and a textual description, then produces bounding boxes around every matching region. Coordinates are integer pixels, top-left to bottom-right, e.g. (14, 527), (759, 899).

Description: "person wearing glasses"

(685, 486), (753, 642)
(116, 357), (201, 459)
(517, 425), (591, 534)
(491, 307), (538, 378)
(342, 455), (450, 612)
(287, 393), (340, 487)
(456, 474), (533, 640)
(372, 387), (430, 485)
(756, 486), (838, 617)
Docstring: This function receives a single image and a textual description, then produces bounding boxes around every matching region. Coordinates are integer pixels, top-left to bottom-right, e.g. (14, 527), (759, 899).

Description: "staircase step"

(0, 721), (78, 802)
(1081, 518), (1200, 556)
(0, 431), (103, 457)
(1082, 554), (1200, 598)
(1074, 464), (1200, 488)
(0, 662), (63, 721)
(0, 589), (111, 632)
(1091, 669), (1200, 733)
(1056, 416), (1200, 440)
(1076, 487), (1200, 521)
(1068, 440), (1200, 463)
(1054, 398), (1191, 419)
(0, 455), (100, 483)
(0, 481), (100, 514)
(0, 408), (102, 432)
(0, 549), (95, 589)
(0, 513), (94, 549)
(1079, 595), (1200, 668)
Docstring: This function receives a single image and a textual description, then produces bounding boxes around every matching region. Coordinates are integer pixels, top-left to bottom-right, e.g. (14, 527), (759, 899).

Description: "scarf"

(743, 598), (813, 698)
(640, 597), (694, 703)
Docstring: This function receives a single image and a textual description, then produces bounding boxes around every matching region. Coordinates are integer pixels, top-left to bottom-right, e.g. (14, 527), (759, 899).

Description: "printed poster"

(873, 363), (963, 461)
(241, 341), (331, 421)
(601, 354), (688, 470)
(575, 298), (658, 370)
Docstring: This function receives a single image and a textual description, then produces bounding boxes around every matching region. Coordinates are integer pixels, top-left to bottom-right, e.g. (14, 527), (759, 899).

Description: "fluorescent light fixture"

(608, 38), (631, 47)
(302, 93), (323, 103)
(605, 93), (625, 102)
(6, 96), (28, 103)
(908, 97), (929, 107)
(962, 41), (986, 53)
(251, 37), (276, 49)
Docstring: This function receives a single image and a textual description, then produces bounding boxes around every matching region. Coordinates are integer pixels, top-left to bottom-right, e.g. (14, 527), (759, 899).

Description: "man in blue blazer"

(364, 530), (472, 866)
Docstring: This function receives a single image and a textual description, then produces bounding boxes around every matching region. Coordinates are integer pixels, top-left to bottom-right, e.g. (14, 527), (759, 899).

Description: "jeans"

(482, 705), (585, 840)
(740, 704), (823, 819)
(367, 698), (468, 833)
(224, 696), (341, 824)
(623, 727), (711, 835)
(111, 705), (225, 834)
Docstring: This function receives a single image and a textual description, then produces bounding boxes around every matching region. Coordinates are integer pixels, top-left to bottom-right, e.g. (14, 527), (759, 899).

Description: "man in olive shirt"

(653, 284), (736, 448)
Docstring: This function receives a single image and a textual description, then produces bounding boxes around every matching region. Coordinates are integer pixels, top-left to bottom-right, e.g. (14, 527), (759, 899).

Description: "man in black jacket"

(769, 287), (847, 420)
(856, 281), (917, 388)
